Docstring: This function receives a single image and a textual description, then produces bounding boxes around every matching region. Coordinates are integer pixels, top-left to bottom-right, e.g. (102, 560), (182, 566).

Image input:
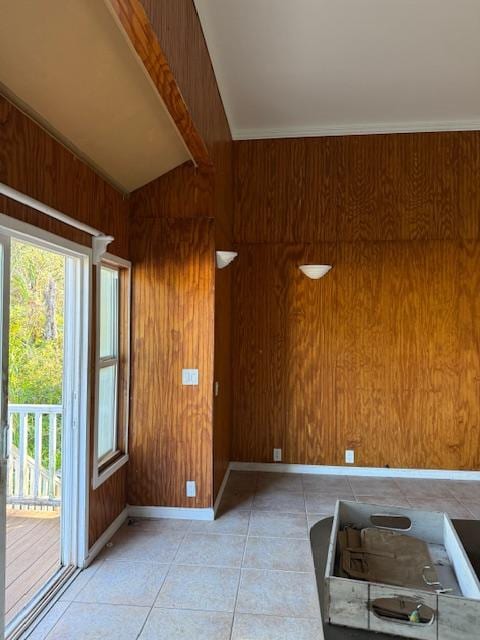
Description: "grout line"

(59, 557), (105, 603)
(37, 599), (75, 640)
(134, 561), (175, 637)
(227, 609), (322, 622)
(135, 521), (192, 639)
(246, 534), (310, 541)
(228, 518), (249, 640)
(147, 604), (321, 622)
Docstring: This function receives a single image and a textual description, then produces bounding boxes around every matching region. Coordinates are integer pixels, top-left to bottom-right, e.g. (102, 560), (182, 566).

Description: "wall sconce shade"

(216, 250), (238, 269)
(299, 264), (332, 279)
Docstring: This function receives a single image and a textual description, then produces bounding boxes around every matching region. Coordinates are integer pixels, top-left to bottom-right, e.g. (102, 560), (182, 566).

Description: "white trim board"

(84, 507), (128, 568)
(230, 461), (480, 481)
(128, 505), (215, 521)
(233, 120), (480, 141)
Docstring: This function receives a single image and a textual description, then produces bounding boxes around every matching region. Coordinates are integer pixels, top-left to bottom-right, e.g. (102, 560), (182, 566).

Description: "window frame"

(92, 252), (131, 489)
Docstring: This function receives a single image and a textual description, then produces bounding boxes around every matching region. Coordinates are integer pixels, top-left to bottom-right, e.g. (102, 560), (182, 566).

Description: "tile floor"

(24, 471), (480, 639)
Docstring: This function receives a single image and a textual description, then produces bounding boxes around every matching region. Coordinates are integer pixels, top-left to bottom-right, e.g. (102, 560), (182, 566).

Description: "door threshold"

(6, 565), (78, 640)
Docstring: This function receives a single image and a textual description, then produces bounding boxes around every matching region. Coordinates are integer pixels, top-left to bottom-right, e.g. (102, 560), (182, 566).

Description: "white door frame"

(0, 233), (11, 639)
(0, 214), (91, 636)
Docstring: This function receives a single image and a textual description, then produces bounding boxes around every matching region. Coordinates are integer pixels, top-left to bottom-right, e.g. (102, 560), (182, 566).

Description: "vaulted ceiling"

(194, 0), (480, 139)
(0, 0), (190, 192)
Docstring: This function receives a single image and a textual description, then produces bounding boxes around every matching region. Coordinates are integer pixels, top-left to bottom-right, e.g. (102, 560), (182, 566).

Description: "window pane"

(98, 364), (117, 460)
(100, 266), (118, 358)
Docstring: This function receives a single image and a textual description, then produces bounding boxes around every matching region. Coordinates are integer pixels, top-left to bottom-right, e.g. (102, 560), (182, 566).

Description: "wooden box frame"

(324, 500), (480, 640)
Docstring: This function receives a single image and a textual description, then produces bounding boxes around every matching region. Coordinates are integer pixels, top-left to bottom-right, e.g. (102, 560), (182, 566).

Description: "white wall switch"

(186, 480), (196, 497)
(214, 381), (219, 397)
(182, 369), (199, 386)
(345, 449), (355, 464)
(273, 448), (282, 462)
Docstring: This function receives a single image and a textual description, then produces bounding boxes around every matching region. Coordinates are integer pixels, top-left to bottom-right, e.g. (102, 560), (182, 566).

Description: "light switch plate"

(182, 369), (199, 386)
(345, 449), (355, 464)
(186, 481), (196, 497)
(273, 448), (282, 462)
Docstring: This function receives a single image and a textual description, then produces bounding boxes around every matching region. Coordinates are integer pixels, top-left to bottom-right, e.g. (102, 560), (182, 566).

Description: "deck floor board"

(5, 510), (60, 625)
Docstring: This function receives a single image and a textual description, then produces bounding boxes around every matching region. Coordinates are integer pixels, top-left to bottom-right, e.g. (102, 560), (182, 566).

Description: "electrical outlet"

(186, 480), (196, 497)
(345, 449), (355, 464)
(273, 448), (282, 462)
(182, 369), (199, 386)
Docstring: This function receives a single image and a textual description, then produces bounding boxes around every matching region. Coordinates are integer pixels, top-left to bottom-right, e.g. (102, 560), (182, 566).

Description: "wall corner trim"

(229, 461), (480, 481)
(85, 507), (129, 568)
(213, 465), (232, 516)
(127, 505), (215, 521)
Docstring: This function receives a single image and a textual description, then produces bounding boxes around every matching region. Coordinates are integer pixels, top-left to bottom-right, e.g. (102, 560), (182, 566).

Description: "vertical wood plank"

(128, 217), (215, 507)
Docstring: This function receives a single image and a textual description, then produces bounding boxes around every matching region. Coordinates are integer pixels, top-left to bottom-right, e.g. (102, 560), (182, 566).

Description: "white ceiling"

(0, 0), (190, 192)
(194, 0), (480, 139)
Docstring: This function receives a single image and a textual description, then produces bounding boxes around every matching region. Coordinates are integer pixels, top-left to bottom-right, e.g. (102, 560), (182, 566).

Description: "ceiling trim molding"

(233, 120), (480, 141)
(106, 0), (212, 168)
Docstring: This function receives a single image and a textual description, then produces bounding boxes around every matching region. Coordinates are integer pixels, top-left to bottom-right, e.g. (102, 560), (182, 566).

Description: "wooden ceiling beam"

(106, 0), (212, 168)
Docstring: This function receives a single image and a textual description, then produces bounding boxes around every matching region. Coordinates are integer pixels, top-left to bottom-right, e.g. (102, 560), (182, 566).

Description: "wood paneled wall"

(0, 96), (129, 545)
(235, 134), (480, 244)
(129, 1), (233, 507)
(233, 134), (480, 470)
(128, 217), (215, 507)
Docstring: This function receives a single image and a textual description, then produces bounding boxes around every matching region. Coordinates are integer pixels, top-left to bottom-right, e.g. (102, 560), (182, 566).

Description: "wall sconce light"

(299, 264), (332, 279)
(216, 251), (238, 269)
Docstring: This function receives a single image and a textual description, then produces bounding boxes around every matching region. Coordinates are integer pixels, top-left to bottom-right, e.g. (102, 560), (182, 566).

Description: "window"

(93, 254), (131, 488)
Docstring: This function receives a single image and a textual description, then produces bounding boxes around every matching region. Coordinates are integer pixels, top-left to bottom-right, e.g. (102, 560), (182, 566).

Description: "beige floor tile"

(190, 510), (250, 535)
(248, 511), (308, 539)
(236, 569), (320, 618)
(103, 528), (183, 563)
(460, 501), (480, 519)
(25, 601), (70, 640)
(220, 490), (255, 511)
(175, 533), (246, 568)
(256, 473), (303, 493)
(126, 518), (193, 534)
(394, 479), (455, 498)
(155, 565), (240, 612)
(348, 476), (401, 497)
(59, 561), (104, 602)
(253, 491), (306, 513)
(447, 481), (480, 501)
(301, 474), (352, 493)
(408, 496), (474, 519)
(243, 536), (314, 572)
(226, 471), (258, 491)
(74, 560), (168, 606)
(139, 608), (232, 640)
(46, 602), (149, 639)
(232, 613), (323, 639)
(304, 493), (353, 514)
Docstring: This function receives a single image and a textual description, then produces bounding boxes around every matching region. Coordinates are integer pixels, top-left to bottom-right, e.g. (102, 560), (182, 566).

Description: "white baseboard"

(213, 466), (231, 516)
(84, 507), (128, 567)
(230, 461), (480, 481)
(128, 505), (215, 521)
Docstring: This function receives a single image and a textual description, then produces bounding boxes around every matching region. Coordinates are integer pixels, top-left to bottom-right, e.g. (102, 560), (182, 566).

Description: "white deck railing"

(7, 404), (62, 507)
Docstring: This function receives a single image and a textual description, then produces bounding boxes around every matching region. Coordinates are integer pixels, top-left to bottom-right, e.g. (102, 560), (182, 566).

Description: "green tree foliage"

(9, 240), (65, 405)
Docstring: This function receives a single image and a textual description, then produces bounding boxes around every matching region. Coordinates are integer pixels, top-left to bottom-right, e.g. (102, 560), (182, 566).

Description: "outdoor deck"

(6, 508), (60, 624)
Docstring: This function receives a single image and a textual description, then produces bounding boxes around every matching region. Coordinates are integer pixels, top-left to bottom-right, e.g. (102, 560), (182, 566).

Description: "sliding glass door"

(0, 220), (90, 640)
